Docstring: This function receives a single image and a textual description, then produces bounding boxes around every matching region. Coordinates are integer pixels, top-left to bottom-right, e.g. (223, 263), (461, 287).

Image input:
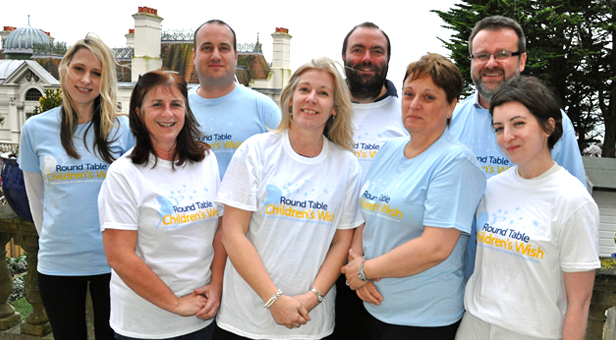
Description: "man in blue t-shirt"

(189, 19), (281, 177)
(450, 15), (586, 185)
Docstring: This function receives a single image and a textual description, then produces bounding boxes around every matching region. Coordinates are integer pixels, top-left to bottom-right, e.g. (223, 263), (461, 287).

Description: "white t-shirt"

(216, 130), (364, 340)
(352, 95), (408, 181)
(98, 151), (222, 339)
(464, 165), (600, 339)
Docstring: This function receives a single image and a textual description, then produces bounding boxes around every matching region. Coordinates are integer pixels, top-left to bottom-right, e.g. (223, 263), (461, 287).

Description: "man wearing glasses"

(450, 15), (585, 185)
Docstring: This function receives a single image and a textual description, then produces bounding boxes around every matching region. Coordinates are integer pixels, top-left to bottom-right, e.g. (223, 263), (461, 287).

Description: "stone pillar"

(17, 233), (51, 336)
(270, 28), (292, 91)
(0, 233), (21, 330)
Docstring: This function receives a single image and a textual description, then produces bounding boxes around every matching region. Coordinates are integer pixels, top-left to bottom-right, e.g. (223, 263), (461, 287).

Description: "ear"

(447, 98), (458, 117)
(519, 52), (527, 72)
(546, 117), (556, 136)
(331, 107), (338, 117)
(135, 106), (141, 118)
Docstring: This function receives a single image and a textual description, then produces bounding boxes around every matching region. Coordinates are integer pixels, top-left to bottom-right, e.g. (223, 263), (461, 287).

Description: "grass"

(11, 297), (31, 321)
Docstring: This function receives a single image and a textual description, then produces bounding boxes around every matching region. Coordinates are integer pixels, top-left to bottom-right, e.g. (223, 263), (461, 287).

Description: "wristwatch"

(358, 260), (370, 282)
(310, 288), (323, 303)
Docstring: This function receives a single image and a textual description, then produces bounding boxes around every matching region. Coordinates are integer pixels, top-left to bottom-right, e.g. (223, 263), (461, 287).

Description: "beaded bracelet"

(264, 289), (283, 308)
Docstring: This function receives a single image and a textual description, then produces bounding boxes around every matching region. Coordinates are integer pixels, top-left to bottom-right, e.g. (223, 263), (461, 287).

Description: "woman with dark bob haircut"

(99, 70), (225, 340)
(19, 33), (134, 340)
(458, 76), (600, 340)
(342, 53), (485, 339)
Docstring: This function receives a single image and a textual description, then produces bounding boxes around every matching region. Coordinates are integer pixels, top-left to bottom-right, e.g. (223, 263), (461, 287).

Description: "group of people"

(17, 14), (598, 340)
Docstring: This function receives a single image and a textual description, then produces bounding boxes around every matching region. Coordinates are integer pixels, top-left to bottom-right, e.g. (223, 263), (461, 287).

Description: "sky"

(1, 0), (461, 88)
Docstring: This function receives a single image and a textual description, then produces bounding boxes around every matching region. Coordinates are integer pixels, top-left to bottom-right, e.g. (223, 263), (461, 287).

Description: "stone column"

(0, 233), (21, 329)
(16, 232), (51, 336)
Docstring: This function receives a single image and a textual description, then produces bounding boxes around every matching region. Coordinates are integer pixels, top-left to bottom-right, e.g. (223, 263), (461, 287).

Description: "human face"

(492, 101), (553, 173)
(64, 48), (102, 114)
(401, 76), (456, 138)
(470, 28), (526, 106)
(343, 27), (389, 101)
(137, 86), (186, 160)
(289, 69), (336, 134)
(193, 23), (237, 88)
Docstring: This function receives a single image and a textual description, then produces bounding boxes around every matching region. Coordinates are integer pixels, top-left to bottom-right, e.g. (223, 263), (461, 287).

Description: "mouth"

(157, 122), (176, 127)
(301, 109), (318, 115)
(76, 86), (92, 94)
(506, 145), (520, 153)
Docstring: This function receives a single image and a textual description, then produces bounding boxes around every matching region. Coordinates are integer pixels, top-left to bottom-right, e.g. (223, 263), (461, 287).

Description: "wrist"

(264, 288), (283, 308)
(358, 259), (372, 282)
(310, 287), (324, 304)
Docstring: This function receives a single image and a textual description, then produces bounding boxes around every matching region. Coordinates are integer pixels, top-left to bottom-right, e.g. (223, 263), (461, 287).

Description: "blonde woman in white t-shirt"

(457, 76), (600, 340)
(214, 57), (364, 340)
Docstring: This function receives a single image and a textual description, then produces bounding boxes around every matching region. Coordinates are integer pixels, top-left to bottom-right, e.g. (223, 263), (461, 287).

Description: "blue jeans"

(115, 321), (215, 340)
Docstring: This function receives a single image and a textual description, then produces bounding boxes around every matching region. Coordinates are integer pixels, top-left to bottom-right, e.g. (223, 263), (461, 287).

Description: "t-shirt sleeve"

(260, 96), (282, 130)
(18, 120), (40, 173)
(98, 163), (140, 231)
(216, 142), (260, 212)
(423, 156), (486, 234)
(559, 200), (600, 272)
(337, 159), (365, 229)
(551, 110), (586, 187)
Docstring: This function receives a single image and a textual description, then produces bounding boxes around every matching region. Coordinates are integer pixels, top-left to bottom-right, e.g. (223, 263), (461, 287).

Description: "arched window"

(25, 88), (42, 101)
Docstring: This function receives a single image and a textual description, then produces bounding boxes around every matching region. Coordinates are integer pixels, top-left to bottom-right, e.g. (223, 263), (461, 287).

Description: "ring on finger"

(345, 280), (350, 286)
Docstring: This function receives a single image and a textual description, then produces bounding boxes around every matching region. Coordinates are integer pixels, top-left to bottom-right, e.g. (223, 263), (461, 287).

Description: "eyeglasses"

(469, 51), (523, 62)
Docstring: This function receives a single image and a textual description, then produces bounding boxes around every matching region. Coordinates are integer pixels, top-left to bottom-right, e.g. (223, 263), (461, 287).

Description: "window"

(25, 88), (42, 101)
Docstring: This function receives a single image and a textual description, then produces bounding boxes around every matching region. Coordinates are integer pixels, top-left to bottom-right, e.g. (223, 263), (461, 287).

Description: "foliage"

(28, 88), (62, 118)
(32, 41), (68, 55)
(6, 255), (27, 275)
(433, 0), (615, 155)
(11, 296), (32, 320)
(161, 29), (194, 41)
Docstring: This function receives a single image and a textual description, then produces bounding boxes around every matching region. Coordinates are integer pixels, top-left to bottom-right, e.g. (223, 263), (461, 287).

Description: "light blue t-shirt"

(450, 93), (586, 185)
(18, 107), (134, 275)
(188, 84), (281, 177)
(360, 130), (486, 327)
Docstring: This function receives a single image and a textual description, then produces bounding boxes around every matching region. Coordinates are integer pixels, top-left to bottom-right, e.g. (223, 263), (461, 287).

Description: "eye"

(201, 46), (212, 52)
(319, 91), (330, 96)
(351, 48), (363, 53)
(473, 53), (490, 61)
(172, 102), (184, 107)
(73, 66), (85, 72)
(513, 121), (525, 127)
(298, 86), (309, 92)
(91, 71), (102, 78)
(403, 91), (414, 98)
(372, 49), (385, 55)
(424, 95), (435, 101)
(494, 126), (503, 133)
(220, 46), (230, 51)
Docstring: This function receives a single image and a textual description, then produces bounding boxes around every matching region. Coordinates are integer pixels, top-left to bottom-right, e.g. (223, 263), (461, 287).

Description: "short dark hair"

(193, 19), (237, 52)
(468, 16), (526, 55)
(342, 22), (391, 59)
(403, 53), (463, 105)
(129, 70), (210, 169)
(489, 76), (562, 149)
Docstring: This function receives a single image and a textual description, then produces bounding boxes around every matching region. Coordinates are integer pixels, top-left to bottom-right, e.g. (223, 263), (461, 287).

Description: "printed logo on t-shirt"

(476, 155), (511, 175)
(354, 142), (380, 161)
(204, 133), (242, 152)
(156, 195), (219, 229)
(262, 185), (334, 224)
(476, 211), (544, 262)
(359, 189), (402, 221)
(43, 156), (109, 184)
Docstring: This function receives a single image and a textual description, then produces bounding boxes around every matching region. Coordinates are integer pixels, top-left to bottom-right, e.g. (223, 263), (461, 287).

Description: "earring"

(332, 115), (337, 121)
(289, 106), (293, 117)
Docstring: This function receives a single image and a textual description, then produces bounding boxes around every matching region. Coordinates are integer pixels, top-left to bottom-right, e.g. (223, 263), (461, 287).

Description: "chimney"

(270, 27), (292, 90)
(125, 28), (135, 48)
(131, 7), (163, 82)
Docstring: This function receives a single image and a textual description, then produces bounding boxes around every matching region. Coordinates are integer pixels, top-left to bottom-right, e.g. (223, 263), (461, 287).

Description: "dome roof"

(5, 26), (51, 50)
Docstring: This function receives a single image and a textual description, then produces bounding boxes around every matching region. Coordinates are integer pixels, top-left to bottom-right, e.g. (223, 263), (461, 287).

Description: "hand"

(194, 283), (222, 320)
(356, 281), (383, 305)
(293, 291), (319, 314)
(268, 295), (311, 329)
(172, 293), (207, 316)
(341, 249), (368, 290)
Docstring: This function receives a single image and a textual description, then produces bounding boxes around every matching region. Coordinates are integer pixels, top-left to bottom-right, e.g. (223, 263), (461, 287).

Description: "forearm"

(23, 171), (44, 235)
(223, 228), (278, 302)
(109, 250), (182, 313)
(209, 220), (227, 288)
(349, 224), (365, 259)
(312, 229), (353, 296)
(562, 304), (590, 340)
(363, 227), (461, 280)
(563, 270), (595, 340)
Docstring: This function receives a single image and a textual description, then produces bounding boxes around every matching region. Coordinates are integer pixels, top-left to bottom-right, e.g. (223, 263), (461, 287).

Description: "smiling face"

(492, 101), (553, 173)
(470, 28), (526, 108)
(401, 76), (456, 139)
(193, 23), (237, 89)
(343, 27), (389, 101)
(289, 69), (336, 135)
(137, 86), (186, 160)
(63, 48), (102, 114)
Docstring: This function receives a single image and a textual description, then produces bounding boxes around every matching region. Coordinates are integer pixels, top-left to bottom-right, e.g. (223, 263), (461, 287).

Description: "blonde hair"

(275, 57), (354, 151)
(58, 33), (120, 163)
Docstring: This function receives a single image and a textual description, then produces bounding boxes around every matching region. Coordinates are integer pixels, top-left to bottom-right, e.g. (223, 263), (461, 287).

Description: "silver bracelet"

(264, 289), (283, 308)
(310, 287), (324, 303)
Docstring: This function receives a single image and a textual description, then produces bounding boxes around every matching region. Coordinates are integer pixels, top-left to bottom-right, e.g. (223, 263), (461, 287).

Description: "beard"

(344, 59), (388, 101)
(472, 67), (521, 102)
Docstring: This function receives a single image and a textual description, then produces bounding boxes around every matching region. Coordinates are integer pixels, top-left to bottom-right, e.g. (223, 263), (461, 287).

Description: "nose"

(82, 72), (91, 84)
(360, 50), (373, 64)
(306, 90), (317, 103)
(502, 126), (515, 142)
(409, 96), (420, 111)
(485, 54), (499, 68)
(211, 48), (221, 61)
